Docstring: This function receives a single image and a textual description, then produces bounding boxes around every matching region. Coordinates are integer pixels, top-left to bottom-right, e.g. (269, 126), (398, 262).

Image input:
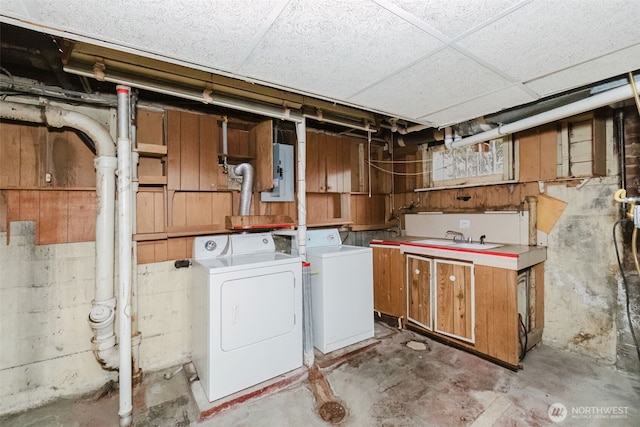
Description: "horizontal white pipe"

(63, 64), (303, 123)
(446, 81), (638, 149)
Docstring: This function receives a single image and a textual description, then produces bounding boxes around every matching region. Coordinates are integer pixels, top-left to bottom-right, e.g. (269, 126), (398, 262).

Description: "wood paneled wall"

(3, 190), (95, 244)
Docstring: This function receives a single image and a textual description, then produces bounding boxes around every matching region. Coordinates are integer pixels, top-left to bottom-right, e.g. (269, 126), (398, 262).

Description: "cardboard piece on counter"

(537, 194), (567, 233)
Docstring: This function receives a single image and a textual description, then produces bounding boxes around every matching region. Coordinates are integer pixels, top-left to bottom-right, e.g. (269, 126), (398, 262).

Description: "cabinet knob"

(414, 269), (420, 275)
(449, 275), (456, 281)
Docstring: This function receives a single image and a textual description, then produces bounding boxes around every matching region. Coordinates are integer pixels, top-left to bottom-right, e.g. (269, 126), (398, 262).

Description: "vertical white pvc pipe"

(295, 119), (307, 262)
(295, 118), (313, 367)
(116, 85), (133, 427)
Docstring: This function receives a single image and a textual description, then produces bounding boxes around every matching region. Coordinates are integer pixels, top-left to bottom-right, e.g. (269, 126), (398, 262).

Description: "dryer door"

(220, 270), (296, 351)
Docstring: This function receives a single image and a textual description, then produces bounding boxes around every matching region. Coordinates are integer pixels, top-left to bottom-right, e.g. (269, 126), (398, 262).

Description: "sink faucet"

(445, 230), (465, 242)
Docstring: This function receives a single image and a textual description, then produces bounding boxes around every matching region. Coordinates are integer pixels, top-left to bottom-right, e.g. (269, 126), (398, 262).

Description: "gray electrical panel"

(260, 143), (294, 202)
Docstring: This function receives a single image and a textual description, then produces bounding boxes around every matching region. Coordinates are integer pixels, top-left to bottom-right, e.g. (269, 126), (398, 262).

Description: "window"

(422, 136), (514, 188)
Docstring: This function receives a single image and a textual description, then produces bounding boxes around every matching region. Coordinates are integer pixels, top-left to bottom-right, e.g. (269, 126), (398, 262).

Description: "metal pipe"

(234, 163), (254, 215)
(116, 85), (133, 427)
(446, 79), (640, 150)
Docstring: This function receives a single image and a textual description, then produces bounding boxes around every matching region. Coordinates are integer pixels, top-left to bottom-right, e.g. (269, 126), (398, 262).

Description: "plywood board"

(537, 194), (567, 233)
(253, 120), (273, 192)
(166, 110), (181, 190)
(20, 125), (42, 187)
(67, 191), (95, 242)
(39, 190), (68, 244)
(199, 115), (218, 191)
(305, 132), (321, 192)
(1, 122), (21, 187)
(325, 134), (338, 192)
(518, 129), (540, 182)
(136, 109), (164, 145)
(180, 111), (200, 191)
(167, 237), (188, 260)
(539, 124), (558, 180)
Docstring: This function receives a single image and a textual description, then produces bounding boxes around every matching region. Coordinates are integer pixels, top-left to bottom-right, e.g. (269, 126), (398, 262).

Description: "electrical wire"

(613, 219), (640, 364)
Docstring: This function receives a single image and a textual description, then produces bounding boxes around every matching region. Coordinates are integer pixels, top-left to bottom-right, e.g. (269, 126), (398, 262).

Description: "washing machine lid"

(195, 252), (301, 273)
(306, 245), (372, 258)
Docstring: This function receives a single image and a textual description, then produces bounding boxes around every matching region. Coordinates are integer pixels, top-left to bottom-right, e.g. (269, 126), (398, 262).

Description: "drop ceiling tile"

(385, 0), (525, 39)
(419, 85), (535, 127)
(349, 47), (514, 120)
(239, 0), (444, 100)
(526, 44), (640, 97)
(457, 1), (640, 81)
(16, 0), (283, 70)
(0, 0), (29, 17)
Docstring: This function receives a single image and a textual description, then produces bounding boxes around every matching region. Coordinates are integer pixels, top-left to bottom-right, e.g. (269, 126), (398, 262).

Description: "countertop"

(370, 236), (546, 270)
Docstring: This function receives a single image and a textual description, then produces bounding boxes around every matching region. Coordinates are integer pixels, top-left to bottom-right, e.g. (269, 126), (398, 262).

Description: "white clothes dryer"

(191, 233), (302, 402)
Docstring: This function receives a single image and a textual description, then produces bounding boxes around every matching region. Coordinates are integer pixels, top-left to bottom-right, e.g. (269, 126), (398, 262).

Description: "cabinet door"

(166, 109), (218, 191)
(372, 247), (405, 319)
(407, 255), (432, 330)
(435, 260), (474, 343)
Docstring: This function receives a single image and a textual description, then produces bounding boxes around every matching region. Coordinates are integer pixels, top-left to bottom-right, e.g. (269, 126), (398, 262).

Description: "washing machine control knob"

(204, 240), (217, 251)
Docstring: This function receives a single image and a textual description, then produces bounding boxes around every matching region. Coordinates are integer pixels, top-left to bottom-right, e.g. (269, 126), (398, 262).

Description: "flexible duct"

(0, 100), (120, 369)
(234, 163), (254, 215)
(446, 78), (640, 150)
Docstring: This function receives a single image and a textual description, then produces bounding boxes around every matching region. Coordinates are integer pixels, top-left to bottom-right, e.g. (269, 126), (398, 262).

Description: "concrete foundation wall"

(543, 178), (621, 363)
(0, 222), (192, 416)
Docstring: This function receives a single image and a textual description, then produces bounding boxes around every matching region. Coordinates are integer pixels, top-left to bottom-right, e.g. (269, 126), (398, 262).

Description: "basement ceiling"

(1, 0), (640, 129)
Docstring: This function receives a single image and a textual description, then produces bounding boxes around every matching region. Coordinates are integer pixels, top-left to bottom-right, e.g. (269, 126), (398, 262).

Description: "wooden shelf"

(134, 232), (168, 241)
(225, 215), (295, 230)
(350, 223), (395, 231)
(307, 219), (353, 227)
(135, 143), (167, 157)
(137, 176), (167, 185)
(166, 225), (226, 237)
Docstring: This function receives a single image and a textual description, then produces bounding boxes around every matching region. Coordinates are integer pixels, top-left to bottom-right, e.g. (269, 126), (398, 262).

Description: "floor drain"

(318, 401), (346, 424)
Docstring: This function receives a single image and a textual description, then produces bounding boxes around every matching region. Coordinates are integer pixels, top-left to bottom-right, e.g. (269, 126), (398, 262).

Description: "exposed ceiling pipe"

(0, 99), (120, 370)
(396, 123), (431, 135)
(446, 76), (640, 150)
(64, 63), (304, 123)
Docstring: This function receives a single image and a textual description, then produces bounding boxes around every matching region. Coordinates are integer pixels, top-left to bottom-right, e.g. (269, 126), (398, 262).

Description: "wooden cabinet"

(407, 255), (432, 330)
(434, 260), (474, 343)
(403, 249), (543, 368)
(407, 256), (474, 343)
(306, 131), (351, 193)
(372, 246), (406, 320)
(166, 109), (218, 191)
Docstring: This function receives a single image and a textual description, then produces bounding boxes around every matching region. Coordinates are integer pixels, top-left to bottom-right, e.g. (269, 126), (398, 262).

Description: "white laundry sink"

(411, 239), (457, 246)
(452, 242), (503, 250)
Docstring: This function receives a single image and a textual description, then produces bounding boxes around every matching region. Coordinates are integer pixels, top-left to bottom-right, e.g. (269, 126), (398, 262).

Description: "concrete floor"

(2, 322), (639, 427)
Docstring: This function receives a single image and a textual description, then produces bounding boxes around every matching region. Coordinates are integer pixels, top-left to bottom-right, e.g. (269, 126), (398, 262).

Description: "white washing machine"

(297, 229), (374, 354)
(191, 233), (302, 402)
